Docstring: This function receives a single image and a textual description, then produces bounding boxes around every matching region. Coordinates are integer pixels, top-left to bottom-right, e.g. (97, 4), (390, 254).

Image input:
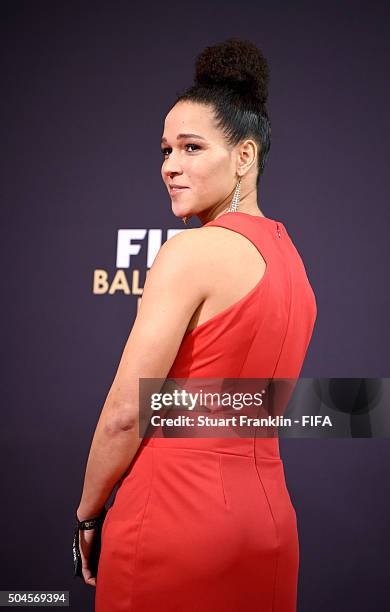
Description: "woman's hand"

(78, 527), (98, 587)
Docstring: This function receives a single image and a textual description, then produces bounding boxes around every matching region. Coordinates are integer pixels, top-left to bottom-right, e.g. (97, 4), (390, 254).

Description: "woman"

(76, 37), (317, 611)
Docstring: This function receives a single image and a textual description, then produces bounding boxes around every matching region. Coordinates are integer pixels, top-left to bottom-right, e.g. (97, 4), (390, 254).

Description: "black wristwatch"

(76, 508), (107, 530)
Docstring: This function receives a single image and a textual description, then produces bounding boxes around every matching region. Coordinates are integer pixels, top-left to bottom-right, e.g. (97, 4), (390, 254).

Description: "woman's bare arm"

(76, 228), (210, 520)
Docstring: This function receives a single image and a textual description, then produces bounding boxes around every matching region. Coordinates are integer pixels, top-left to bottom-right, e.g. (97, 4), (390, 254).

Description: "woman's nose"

(163, 154), (182, 176)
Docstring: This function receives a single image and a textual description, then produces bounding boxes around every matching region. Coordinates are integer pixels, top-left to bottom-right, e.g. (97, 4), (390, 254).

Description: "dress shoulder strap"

(203, 211), (281, 260)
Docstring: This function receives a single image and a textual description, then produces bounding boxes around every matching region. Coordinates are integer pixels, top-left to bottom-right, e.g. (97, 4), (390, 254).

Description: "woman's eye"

(186, 143), (200, 152)
(160, 144), (200, 157)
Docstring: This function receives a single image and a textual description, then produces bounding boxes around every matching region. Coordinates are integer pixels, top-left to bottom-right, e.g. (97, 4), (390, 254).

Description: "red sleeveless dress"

(95, 211), (317, 612)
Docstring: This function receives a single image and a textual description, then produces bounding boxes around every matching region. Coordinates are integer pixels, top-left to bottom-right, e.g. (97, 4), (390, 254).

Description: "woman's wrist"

(76, 504), (106, 523)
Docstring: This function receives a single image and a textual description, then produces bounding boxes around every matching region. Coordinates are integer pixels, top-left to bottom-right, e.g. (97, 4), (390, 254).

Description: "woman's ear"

(237, 139), (257, 174)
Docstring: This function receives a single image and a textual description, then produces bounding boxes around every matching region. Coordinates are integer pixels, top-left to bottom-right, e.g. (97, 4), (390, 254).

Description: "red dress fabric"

(95, 211), (317, 611)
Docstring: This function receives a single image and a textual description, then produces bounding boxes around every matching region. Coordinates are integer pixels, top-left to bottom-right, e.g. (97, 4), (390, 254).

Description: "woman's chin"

(172, 206), (192, 220)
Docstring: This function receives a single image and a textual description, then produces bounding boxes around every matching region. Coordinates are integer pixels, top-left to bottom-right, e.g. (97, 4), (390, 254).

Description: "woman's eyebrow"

(160, 133), (207, 144)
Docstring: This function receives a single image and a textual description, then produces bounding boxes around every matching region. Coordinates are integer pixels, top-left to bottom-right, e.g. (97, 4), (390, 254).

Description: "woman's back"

(167, 210), (317, 379)
(95, 210), (317, 612)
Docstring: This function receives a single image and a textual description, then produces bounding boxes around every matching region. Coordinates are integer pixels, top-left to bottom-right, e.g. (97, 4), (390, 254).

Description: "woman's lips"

(170, 187), (189, 195)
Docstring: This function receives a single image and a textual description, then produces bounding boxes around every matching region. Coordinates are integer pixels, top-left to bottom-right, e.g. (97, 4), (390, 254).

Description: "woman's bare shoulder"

(147, 226), (213, 297)
(158, 223), (261, 295)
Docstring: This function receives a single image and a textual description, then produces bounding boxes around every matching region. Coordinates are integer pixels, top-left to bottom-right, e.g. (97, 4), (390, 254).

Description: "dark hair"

(175, 37), (271, 186)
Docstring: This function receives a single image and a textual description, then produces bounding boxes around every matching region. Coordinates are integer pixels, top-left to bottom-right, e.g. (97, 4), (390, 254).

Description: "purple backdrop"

(1, 1), (389, 610)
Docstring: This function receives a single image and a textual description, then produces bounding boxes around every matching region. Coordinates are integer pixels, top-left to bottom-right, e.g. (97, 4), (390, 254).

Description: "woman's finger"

(79, 528), (97, 587)
(82, 566), (96, 587)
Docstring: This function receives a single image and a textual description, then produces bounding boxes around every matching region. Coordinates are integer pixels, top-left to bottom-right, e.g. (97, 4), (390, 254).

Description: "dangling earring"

(227, 176), (242, 213)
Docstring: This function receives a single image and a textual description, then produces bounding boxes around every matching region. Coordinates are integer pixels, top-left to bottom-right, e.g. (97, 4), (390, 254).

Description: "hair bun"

(194, 37), (270, 106)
